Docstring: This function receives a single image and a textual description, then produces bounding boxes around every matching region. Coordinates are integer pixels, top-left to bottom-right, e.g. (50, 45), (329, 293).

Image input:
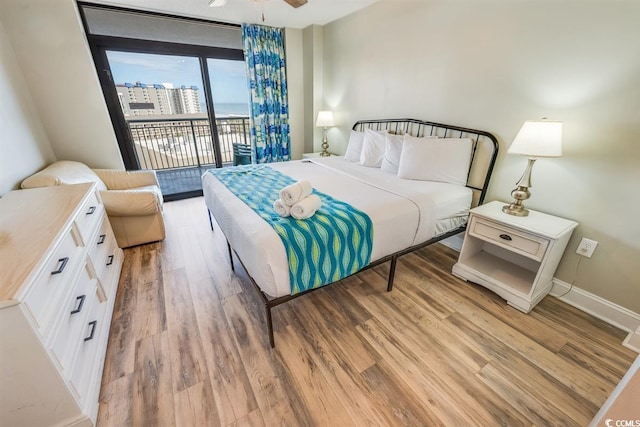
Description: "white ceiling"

(92, 0), (379, 29)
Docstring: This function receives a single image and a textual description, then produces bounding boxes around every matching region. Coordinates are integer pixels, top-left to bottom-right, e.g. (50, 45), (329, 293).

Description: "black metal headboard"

(352, 118), (499, 207)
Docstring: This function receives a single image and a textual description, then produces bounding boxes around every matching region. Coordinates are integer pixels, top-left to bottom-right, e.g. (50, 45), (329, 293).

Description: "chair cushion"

(99, 185), (163, 216)
(21, 160), (108, 191)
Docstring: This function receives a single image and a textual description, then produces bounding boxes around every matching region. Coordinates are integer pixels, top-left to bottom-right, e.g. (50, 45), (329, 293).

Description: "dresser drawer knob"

(84, 320), (97, 342)
(70, 295), (86, 315)
(97, 234), (106, 245)
(106, 255), (114, 266)
(499, 234), (513, 241)
(51, 257), (69, 275)
(86, 206), (96, 215)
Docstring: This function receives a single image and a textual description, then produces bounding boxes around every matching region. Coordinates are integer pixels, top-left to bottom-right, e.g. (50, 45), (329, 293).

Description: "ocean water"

(214, 102), (250, 117)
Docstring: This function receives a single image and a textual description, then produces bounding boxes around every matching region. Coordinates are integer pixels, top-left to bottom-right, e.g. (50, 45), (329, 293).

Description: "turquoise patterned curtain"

(242, 23), (291, 163)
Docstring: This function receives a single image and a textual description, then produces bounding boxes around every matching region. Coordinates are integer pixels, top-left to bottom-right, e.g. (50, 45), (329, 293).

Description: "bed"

(202, 118), (498, 347)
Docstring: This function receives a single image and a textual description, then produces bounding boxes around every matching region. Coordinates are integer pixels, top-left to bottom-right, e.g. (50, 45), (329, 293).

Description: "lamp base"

(503, 185), (531, 216)
(320, 130), (330, 156)
(502, 202), (530, 217)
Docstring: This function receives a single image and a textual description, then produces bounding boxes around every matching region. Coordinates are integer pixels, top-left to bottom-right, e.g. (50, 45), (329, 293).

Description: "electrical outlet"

(576, 238), (598, 258)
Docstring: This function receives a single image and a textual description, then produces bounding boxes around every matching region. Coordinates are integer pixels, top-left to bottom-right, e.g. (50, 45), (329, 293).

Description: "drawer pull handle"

(70, 295), (86, 315)
(84, 320), (97, 341)
(106, 255), (114, 266)
(499, 234), (513, 241)
(97, 234), (106, 245)
(51, 257), (69, 275)
(86, 206), (96, 215)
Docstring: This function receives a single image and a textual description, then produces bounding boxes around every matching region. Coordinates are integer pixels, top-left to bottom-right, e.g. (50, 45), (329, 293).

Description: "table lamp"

(316, 111), (335, 157)
(502, 119), (563, 217)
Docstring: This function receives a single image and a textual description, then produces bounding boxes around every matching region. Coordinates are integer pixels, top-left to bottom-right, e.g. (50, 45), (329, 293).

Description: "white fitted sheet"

(202, 156), (472, 297)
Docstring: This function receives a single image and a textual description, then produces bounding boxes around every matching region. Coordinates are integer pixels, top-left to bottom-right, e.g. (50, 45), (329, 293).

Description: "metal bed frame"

(209, 118), (499, 347)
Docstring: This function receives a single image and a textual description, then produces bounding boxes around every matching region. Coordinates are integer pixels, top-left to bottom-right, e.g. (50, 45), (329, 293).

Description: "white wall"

(0, 20), (55, 195)
(323, 0), (640, 313)
(0, 0), (124, 170)
(285, 27), (305, 160)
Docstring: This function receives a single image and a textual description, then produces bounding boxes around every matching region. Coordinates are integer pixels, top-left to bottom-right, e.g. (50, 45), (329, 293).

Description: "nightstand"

(452, 201), (578, 313)
(302, 152), (335, 159)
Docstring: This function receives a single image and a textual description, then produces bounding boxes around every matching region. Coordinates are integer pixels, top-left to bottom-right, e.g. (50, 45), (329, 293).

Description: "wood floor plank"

(100, 247), (139, 385)
(222, 292), (312, 426)
(446, 311), (601, 422)
(477, 362), (584, 427)
(97, 374), (132, 426)
(302, 289), (377, 373)
(163, 267), (207, 392)
(134, 278), (166, 340)
(283, 293), (401, 425)
(173, 381), (220, 427)
(359, 363), (447, 427)
(356, 317), (475, 426)
(347, 271), (489, 375)
(276, 325), (356, 426)
(190, 276), (258, 425)
(131, 331), (175, 426)
(406, 250), (570, 352)
(230, 409), (266, 427)
(399, 251), (619, 407)
(350, 285), (530, 426)
(95, 197), (636, 426)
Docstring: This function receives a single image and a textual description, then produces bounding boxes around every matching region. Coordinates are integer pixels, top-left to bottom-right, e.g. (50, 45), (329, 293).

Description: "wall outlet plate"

(576, 237), (598, 257)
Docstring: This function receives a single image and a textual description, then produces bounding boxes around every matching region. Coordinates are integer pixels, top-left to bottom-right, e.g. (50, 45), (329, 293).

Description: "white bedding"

(202, 156), (472, 298)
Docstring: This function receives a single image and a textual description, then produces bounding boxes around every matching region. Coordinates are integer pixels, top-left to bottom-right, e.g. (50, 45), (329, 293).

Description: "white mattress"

(202, 156), (472, 297)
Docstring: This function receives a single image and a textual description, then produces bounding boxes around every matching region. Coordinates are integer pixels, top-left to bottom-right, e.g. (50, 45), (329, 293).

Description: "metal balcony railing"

(126, 116), (251, 170)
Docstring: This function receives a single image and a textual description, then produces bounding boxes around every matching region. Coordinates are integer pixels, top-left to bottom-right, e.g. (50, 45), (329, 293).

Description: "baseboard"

(550, 279), (640, 352)
(623, 327), (640, 352)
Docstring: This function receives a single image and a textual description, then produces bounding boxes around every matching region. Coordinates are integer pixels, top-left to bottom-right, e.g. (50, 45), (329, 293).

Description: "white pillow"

(397, 135), (473, 185)
(344, 130), (365, 162)
(380, 133), (405, 174)
(359, 128), (387, 167)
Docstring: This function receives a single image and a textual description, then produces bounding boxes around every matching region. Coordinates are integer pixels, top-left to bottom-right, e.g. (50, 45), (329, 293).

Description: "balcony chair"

(21, 160), (166, 248)
(232, 143), (252, 166)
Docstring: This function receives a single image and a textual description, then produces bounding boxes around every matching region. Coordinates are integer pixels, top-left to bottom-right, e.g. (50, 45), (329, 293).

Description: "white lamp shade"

(508, 120), (563, 158)
(316, 111), (335, 127)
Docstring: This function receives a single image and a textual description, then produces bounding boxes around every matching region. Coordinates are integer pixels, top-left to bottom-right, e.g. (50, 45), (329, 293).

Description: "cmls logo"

(605, 419), (640, 427)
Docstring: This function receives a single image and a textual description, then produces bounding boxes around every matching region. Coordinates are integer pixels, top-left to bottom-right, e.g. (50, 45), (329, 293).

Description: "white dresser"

(0, 183), (123, 426)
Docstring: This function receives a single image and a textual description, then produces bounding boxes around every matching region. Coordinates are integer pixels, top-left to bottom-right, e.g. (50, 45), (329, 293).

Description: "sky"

(106, 50), (249, 108)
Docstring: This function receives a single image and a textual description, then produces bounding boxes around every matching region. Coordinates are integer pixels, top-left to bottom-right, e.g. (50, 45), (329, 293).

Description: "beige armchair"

(21, 160), (165, 248)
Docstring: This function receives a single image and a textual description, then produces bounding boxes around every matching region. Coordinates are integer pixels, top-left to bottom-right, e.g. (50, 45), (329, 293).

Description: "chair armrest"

(93, 169), (159, 190)
(100, 187), (162, 216)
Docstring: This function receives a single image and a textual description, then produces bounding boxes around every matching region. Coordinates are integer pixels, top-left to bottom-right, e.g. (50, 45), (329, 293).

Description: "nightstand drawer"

(469, 216), (549, 261)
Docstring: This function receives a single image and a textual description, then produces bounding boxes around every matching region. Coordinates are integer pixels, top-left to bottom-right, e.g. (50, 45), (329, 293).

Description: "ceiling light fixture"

(208, 0), (227, 7)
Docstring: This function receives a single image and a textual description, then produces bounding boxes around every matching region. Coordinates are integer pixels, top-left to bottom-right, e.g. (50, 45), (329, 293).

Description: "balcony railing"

(126, 116), (251, 170)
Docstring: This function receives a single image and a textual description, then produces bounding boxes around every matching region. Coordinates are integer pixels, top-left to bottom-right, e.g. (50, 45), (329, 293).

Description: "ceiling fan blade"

(283, 0), (308, 8)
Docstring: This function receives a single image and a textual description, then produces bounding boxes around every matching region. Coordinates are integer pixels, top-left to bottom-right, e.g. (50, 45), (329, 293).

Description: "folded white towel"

(273, 199), (291, 217)
(290, 194), (322, 220)
(279, 180), (312, 206)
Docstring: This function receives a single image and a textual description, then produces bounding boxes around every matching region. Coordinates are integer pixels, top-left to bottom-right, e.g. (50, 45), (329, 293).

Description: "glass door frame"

(85, 34), (245, 171)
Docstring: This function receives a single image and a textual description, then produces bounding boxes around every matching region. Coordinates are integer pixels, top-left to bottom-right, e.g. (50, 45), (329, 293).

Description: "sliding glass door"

(106, 51), (215, 172)
(92, 44), (248, 200)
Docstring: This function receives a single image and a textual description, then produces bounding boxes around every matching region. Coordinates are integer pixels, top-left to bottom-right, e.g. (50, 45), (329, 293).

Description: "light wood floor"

(97, 196), (637, 426)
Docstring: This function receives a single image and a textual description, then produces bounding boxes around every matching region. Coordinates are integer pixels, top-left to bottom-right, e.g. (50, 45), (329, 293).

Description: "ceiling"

(92, 0), (380, 29)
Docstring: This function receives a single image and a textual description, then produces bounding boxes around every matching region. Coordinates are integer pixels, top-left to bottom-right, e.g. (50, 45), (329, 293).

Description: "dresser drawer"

(74, 191), (103, 244)
(69, 294), (109, 402)
(469, 216), (549, 261)
(50, 264), (98, 375)
(88, 216), (118, 280)
(23, 229), (83, 333)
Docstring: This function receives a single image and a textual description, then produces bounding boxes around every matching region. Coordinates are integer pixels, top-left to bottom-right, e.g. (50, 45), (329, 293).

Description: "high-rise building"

(115, 82), (202, 117)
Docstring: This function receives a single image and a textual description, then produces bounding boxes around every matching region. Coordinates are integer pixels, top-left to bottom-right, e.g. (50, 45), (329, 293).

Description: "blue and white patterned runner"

(207, 165), (373, 294)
